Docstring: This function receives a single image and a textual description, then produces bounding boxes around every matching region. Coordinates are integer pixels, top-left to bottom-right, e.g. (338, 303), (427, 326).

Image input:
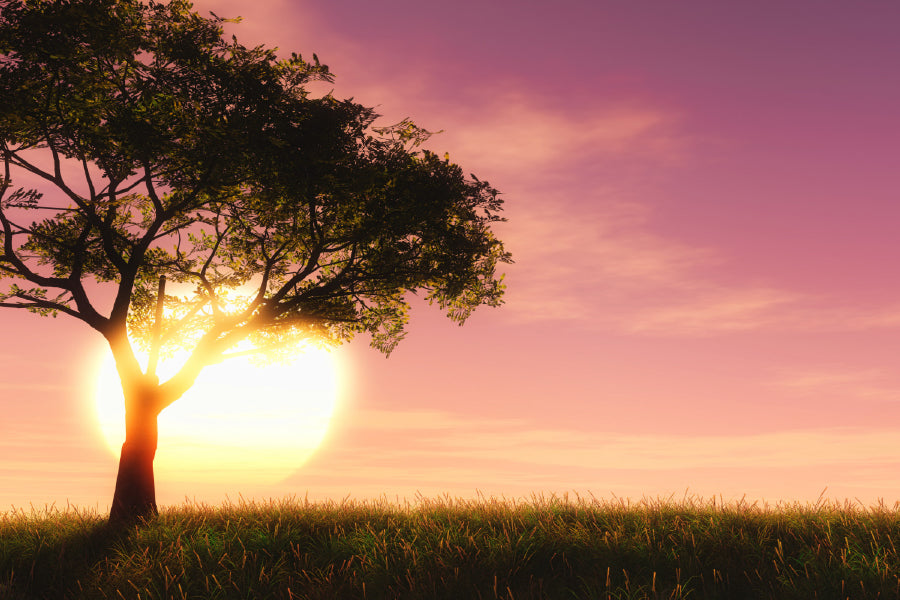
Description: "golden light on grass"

(93, 343), (340, 484)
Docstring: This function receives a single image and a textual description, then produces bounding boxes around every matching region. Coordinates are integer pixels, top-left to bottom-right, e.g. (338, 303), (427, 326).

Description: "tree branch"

(0, 295), (83, 321)
(79, 152), (97, 201)
(7, 147), (88, 209)
(0, 203), (72, 292)
(65, 220), (107, 329)
(4, 145), (130, 279)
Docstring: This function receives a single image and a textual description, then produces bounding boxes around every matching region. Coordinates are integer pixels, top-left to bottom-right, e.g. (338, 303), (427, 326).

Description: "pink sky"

(4, 0), (900, 511)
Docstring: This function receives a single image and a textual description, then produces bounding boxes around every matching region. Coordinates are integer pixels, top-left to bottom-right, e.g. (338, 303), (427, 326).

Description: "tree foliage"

(0, 0), (510, 397)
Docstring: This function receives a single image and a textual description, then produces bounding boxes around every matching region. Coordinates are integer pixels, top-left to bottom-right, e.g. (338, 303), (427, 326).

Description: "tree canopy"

(0, 0), (510, 407)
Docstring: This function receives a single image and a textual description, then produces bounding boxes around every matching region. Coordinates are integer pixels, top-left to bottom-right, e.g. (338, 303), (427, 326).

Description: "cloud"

(425, 96), (683, 176)
(287, 408), (900, 504)
(438, 427), (900, 470)
(626, 297), (900, 338)
(496, 191), (806, 335)
(496, 194), (900, 337)
(769, 368), (900, 402)
(334, 409), (900, 471)
(498, 198), (705, 321)
(342, 408), (522, 431)
(781, 303), (900, 333)
(623, 287), (800, 335)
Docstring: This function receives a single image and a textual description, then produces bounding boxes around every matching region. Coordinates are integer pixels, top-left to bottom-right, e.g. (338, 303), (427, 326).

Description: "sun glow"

(93, 343), (341, 484)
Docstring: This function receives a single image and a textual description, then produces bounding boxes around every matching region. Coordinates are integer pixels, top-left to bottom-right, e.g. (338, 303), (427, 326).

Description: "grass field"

(1, 494), (899, 599)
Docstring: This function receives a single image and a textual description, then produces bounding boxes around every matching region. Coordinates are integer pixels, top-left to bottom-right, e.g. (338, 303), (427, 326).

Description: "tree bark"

(109, 382), (162, 525)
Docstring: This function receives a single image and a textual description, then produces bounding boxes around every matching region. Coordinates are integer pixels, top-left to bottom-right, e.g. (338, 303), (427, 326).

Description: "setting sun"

(93, 345), (340, 484)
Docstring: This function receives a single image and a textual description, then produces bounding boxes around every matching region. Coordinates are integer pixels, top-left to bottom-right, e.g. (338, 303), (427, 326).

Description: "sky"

(3, 0), (900, 512)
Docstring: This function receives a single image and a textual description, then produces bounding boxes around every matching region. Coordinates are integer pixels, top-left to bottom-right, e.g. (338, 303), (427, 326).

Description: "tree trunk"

(109, 383), (162, 524)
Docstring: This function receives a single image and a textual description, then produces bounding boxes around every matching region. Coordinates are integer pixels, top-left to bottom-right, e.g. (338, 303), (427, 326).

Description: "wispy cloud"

(623, 287), (800, 335)
(331, 409), (900, 471)
(769, 367), (900, 402)
(284, 408), (900, 504)
(780, 303), (900, 333)
(624, 296), (900, 338)
(498, 193), (900, 337)
(438, 427), (900, 470)
(427, 95), (683, 175)
(497, 191), (805, 335)
(499, 197), (710, 322)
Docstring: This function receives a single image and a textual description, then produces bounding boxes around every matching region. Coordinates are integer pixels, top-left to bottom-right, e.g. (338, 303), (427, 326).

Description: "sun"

(93, 343), (341, 484)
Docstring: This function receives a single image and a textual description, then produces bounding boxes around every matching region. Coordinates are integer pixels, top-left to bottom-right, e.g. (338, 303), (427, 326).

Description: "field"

(1, 494), (899, 599)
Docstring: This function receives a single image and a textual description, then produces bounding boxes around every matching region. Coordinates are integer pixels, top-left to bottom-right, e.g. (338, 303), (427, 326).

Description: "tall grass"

(2, 494), (899, 599)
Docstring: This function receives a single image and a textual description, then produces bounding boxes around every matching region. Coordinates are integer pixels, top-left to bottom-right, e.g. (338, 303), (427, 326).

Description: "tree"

(0, 0), (510, 524)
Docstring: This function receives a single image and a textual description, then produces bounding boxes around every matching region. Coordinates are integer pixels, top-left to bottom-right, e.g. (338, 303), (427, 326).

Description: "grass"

(1, 493), (900, 599)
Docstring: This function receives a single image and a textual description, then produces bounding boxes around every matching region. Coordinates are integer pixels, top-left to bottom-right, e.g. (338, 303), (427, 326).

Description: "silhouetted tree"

(0, 0), (510, 523)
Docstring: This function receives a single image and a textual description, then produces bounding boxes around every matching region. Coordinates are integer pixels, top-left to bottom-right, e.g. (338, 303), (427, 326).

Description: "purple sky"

(3, 0), (900, 510)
